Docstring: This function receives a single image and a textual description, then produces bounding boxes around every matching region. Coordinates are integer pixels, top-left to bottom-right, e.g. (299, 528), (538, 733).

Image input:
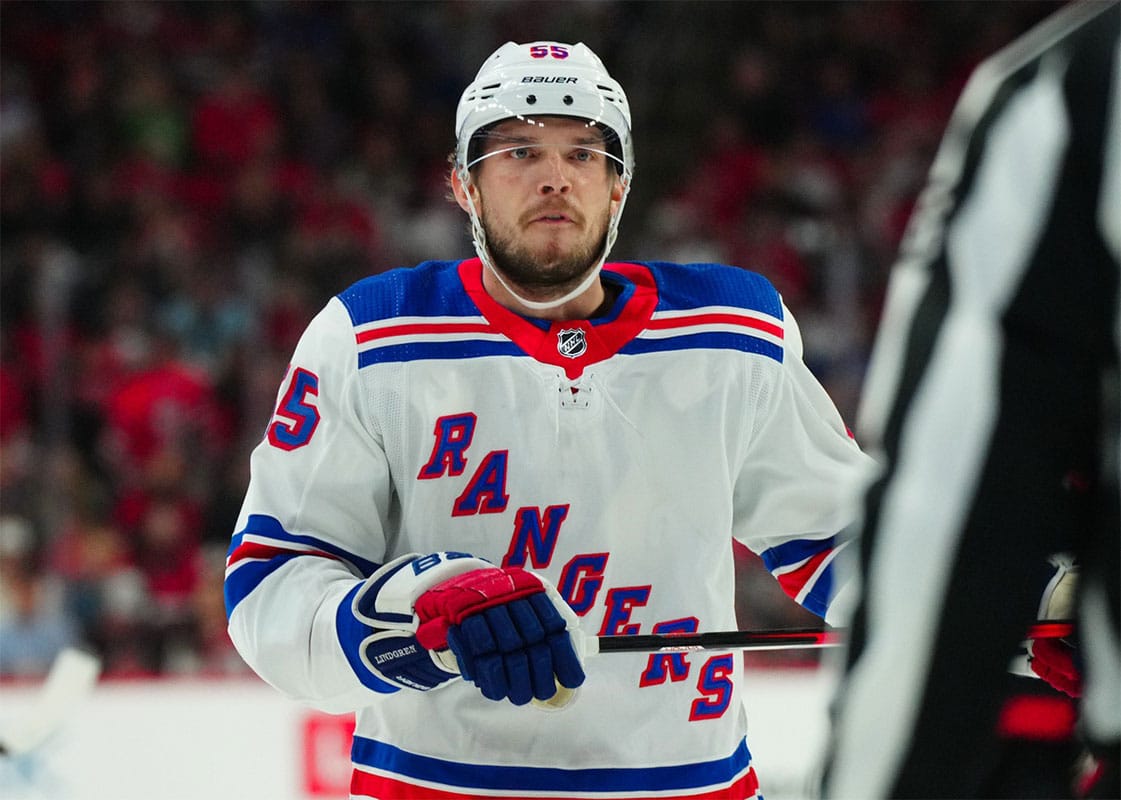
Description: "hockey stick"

(588, 620), (1075, 655)
(532, 622), (1076, 711)
(0, 647), (101, 757)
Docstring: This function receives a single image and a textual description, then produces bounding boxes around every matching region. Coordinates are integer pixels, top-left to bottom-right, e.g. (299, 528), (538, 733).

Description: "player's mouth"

(526, 205), (579, 226)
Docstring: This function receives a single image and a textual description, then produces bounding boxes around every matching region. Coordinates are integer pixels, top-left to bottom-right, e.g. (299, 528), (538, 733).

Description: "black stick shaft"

(595, 621), (1075, 654)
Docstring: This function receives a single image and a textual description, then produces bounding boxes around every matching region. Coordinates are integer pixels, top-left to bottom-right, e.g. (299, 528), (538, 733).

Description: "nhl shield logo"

(556, 328), (587, 359)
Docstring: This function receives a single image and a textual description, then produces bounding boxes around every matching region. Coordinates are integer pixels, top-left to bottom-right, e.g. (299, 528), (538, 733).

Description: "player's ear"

(609, 175), (626, 211)
(450, 167), (477, 213)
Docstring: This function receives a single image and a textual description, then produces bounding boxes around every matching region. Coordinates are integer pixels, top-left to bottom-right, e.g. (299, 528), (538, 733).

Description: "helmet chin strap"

(486, 254), (605, 312)
(458, 165), (630, 313)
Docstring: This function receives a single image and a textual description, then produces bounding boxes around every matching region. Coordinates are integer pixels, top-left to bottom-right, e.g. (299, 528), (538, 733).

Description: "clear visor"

(457, 119), (632, 312)
(464, 123), (626, 175)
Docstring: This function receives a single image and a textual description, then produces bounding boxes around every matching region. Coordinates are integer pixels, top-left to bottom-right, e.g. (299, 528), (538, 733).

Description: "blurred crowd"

(0, 0), (1062, 678)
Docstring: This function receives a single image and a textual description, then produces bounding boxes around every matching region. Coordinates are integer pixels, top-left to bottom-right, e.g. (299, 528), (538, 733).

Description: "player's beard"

(482, 209), (611, 302)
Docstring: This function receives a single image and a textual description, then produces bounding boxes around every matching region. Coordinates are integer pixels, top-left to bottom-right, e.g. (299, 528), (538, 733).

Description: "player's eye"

(571, 148), (596, 163)
(509, 147), (534, 160)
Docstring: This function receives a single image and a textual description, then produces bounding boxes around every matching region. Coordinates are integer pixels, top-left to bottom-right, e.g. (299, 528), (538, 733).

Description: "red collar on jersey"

(458, 258), (658, 379)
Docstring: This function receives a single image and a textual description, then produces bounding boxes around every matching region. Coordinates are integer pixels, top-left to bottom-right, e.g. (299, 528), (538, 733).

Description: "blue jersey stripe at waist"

(350, 735), (752, 793)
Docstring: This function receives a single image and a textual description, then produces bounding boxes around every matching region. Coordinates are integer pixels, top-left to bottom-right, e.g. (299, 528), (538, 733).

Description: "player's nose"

(537, 150), (573, 195)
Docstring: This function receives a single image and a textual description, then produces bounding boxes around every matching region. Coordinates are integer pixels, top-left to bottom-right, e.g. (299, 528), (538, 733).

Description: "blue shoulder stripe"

(338, 259), (787, 367)
(338, 261), (476, 325)
(642, 261), (784, 318)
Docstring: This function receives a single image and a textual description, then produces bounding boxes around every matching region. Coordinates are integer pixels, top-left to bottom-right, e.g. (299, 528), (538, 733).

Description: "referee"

(823, 2), (1120, 798)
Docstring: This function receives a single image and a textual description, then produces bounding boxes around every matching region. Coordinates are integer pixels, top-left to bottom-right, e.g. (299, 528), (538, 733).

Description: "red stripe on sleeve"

(228, 541), (340, 566)
(775, 549), (832, 600)
(356, 321), (493, 344)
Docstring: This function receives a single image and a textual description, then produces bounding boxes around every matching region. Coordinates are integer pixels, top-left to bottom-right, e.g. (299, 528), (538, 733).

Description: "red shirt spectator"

(191, 65), (280, 172)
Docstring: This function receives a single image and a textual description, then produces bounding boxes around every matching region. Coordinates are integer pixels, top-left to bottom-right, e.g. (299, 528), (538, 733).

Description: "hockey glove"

(414, 565), (586, 706)
(1028, 561), (1081, 697)
(350, 551), (492, 693)
(1029, 637), (1082, 697)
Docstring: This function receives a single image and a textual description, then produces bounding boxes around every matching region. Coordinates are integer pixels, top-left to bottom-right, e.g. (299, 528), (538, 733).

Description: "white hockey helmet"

(455, 41), (634, 179)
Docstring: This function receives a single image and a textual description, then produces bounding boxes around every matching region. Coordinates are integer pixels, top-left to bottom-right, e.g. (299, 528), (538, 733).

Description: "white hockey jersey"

(225, 258), (872, 799)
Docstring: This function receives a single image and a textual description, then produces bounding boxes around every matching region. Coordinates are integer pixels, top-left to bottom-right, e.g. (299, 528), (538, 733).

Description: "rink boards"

(0, 665), (835, 800)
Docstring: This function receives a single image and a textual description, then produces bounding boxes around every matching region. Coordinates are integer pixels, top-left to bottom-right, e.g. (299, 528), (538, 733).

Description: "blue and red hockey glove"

(347, 552), (584, 706)
(415, 565), (586, 706)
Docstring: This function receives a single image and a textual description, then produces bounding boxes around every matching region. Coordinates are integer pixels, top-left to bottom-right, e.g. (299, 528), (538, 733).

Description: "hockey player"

(225, 40), (872, 799)
(823, 3), (1120, 798)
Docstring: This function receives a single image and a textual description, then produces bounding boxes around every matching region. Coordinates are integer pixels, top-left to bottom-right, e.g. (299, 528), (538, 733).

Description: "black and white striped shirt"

(825, 2), (1119, 796)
